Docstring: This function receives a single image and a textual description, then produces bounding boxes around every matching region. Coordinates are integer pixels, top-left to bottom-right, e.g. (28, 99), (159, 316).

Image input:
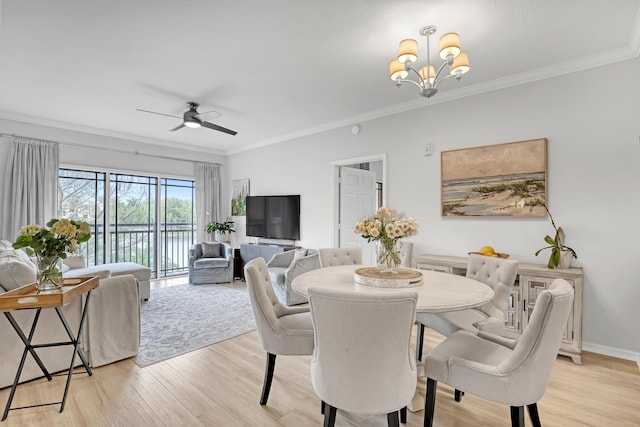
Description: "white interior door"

(339, 167), (376, 265)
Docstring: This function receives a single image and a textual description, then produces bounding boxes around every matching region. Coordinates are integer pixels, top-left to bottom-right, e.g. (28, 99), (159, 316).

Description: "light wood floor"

(1, 279), (638, 426)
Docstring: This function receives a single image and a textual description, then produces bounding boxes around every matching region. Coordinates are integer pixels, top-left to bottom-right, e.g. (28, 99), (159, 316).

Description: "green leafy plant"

(13, 218), (92, 259)
(206, 218), (235, 235)
(534, 205), (577, 268)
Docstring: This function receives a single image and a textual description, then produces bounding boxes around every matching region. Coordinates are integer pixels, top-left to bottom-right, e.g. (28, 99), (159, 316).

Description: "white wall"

(226, 58), (640, 361)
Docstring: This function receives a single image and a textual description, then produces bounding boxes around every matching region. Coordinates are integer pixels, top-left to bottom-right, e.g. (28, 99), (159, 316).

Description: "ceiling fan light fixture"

(184, 120), (201, 128)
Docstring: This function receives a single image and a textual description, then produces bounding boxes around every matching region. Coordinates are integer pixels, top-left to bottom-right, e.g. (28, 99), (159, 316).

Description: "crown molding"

(0, 111), (226, 156)
(228, 40), (640, 156)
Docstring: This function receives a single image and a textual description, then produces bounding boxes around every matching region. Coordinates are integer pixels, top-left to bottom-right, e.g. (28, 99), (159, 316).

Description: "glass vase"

(377, 239), (402, 274)
(35, 254), (64, 291)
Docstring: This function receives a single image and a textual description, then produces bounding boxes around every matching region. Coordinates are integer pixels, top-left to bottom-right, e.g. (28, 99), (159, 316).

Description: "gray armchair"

(267, 248), (320, 306)
(189, 242), (234, 284)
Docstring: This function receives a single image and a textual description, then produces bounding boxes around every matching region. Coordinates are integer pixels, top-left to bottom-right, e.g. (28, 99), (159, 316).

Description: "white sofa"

(0, 240), (141, 389)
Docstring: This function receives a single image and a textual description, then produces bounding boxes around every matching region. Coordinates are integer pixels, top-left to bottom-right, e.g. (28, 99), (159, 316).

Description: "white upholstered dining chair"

(415, 254), (519, 363)
(243, 258), (314, 405)
(308, 286), (417, 427)
(318, 247), (362, 267)
(423, 278), (574, 427)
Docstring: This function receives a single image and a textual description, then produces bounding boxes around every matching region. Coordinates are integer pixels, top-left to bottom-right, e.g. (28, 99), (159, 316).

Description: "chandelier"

(389, 25), (470, 98)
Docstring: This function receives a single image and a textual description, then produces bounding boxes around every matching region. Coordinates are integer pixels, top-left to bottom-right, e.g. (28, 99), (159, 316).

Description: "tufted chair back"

(466, 254), (519, 319)
(424, 279), (574, 427)
(244, 257), (314, 405)
(318, 247), (362, 267)
(309, 286), (418, 426)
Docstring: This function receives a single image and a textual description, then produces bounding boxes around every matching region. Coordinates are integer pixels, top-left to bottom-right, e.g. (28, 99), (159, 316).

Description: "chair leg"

(454, 389), (464, 402)
(321, 400), (325, 414)
(400, 406), (407, 424)
(424, 378), (437, 427)
(416, 323), (425, 361)
(527, 403), (542, 427)
(510, 406), (525, 427)
(260, 353), (276, 405)
(323, 404), (337, 427)
(387, 411), (400, 427)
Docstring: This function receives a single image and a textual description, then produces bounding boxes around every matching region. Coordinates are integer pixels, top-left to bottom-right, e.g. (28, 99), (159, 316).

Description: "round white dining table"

(292, 265), (494, 313)
(292, 264), (494, 413)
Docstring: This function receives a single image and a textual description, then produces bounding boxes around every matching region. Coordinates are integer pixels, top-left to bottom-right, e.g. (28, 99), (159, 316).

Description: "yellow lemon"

(479, 246), (495, 256)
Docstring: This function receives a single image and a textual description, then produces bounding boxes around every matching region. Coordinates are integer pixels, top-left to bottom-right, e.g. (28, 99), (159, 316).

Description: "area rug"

(134, 283), (256, 367)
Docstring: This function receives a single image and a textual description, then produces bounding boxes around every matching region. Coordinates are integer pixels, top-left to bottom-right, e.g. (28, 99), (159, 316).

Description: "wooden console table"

(413, 254), (584, 364)
(0, 276), (99, 420)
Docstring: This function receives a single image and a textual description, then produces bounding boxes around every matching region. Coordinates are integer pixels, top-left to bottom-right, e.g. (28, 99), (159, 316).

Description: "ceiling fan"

(136, 101), (237, 135)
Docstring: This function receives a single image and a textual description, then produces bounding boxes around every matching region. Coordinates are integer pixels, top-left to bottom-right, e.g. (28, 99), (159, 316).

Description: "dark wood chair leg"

(387, 411), (400, 427)
(527, 403), (542, 427)
(321, 400), (325, 414)
(454, 389), (464, 402)
(510, 406), (525, 427)
(416, 323), (425, 362)
(400, 406), (407, 424)
(260, 353), (276, 405)
(323, 404), (337, 427)
(424, 378), (437, 427)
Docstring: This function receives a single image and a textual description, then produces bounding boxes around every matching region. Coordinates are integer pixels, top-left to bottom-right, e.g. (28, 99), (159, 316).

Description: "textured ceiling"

(0, 0), (638, 155)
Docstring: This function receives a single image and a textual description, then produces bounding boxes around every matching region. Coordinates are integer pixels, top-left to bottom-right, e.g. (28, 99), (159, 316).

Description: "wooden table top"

(0, 276), (99, 311)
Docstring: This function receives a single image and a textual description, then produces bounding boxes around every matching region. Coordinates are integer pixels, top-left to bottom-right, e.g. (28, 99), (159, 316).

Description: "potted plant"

(534, 205), (577, 269)
(206, 218), (235, 242)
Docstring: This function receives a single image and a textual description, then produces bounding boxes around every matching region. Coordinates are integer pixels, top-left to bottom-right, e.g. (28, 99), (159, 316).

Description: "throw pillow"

(201, 242), (223, 258)
(293, 249), (307, 259)
(0, 247), (37, 291)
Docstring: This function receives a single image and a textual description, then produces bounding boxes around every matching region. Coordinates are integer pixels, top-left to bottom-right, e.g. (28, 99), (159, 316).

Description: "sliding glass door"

(58, 168), (196, 278)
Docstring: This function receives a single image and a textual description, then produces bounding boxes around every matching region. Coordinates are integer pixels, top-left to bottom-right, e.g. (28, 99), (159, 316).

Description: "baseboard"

(582, 341), (640, 367)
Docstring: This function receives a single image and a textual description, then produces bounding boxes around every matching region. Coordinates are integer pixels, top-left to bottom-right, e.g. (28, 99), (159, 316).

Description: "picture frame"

(231, 179), (249, 216)
(441, 138), (547, 217)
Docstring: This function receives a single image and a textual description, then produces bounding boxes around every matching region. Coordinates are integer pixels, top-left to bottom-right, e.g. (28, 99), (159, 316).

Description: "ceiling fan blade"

(136, 109), (182, 119)
(196, 109), (221, 117)
(170, 123), (185, 132)
(201, 121), (238, 135)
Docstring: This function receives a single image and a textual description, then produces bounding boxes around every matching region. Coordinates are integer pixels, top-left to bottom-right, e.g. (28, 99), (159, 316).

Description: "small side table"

(0, 276), (99, 421)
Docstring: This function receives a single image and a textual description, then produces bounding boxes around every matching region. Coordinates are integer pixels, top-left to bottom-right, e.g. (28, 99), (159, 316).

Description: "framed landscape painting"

(231, 179), (249, 216)
(441, 138), (547, 217)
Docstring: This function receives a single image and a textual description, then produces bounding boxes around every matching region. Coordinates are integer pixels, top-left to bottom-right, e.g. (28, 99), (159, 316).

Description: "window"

(58, 168), (196, 278)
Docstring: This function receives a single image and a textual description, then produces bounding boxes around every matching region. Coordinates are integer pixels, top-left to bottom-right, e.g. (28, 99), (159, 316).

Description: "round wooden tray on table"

(353, 267), (423, 288)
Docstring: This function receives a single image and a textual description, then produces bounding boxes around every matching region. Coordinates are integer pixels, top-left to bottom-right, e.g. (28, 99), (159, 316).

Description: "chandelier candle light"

(354, 207), (419, 273)
(390, 25), (470, 98)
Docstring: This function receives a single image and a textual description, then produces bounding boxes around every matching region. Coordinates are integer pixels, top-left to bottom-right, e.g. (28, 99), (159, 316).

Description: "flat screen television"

(246, 195), (300, 240)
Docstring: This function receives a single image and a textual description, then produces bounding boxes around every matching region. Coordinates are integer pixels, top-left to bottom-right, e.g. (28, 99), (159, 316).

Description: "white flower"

(19, 225), (41, 236)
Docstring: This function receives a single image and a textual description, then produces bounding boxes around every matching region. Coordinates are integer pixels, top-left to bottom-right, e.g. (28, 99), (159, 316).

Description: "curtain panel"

(1, 137), (59, 240)
(194, 162), (221, 243)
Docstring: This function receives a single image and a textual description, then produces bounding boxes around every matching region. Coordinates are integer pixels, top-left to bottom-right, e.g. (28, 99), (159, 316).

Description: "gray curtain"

(194, 162), (221, 243)
(1, 137), (59, 240)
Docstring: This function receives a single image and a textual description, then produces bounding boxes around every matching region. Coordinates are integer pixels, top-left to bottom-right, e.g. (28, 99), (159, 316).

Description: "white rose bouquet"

(354, 207), (418, 267)
(13, 218), (92, 289)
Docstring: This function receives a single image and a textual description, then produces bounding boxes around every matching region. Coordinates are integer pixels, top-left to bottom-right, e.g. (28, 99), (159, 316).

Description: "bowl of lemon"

(468, 246), (509, 259)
